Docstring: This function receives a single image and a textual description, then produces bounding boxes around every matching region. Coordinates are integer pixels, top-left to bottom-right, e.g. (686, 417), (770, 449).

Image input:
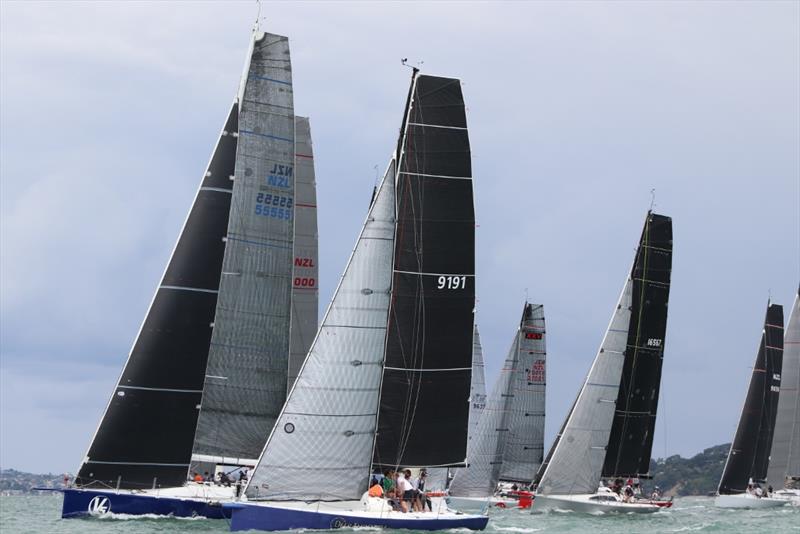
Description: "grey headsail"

(449, 325), (519, 497)
(245, 160), (396, 501)
(499, 303), (547, 483)
(470, 326), (488, 450)
(718, 303), (784, 494)
(75, 103), (239, 490)
(537, 212), (672, 496)
(374, 72), (475, 470)
(191, 32), (296, 465)
(288, 116), (319, 392)
(768, 287), (800, 488)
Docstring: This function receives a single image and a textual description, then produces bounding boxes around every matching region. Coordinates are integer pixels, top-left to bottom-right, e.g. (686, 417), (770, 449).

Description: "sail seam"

(398, 171), (471, 181)
(407, 122), (468, 131)
(118, 385), (203, 393)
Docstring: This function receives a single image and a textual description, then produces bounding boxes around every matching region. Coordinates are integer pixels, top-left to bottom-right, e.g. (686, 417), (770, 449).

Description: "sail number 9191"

(437, 276), (467, 290)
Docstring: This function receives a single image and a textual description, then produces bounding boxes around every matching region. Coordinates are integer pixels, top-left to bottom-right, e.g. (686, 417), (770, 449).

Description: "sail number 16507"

(437, 276), (467, 290)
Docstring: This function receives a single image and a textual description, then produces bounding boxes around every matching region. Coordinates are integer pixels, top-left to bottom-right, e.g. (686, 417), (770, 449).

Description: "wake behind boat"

(224, 69), (487, 532)
(61, 30), (319, 520)
(531, 212), (673, 514)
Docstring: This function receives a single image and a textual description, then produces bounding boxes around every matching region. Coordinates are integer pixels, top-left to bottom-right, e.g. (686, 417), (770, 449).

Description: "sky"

(1, 1), (798, 475)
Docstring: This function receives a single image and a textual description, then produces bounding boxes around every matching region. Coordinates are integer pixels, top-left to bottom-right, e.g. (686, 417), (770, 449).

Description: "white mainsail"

(536, 281), (632, 495)
(768, 288), (800, 488)
(288, 116), (319, 392)
(193, 31), (296, 464)
(245, 161), (396, 501)
(499, 304), (546, 483)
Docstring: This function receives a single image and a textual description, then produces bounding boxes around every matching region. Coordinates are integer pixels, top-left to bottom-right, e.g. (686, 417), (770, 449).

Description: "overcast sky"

(1, 1), (798, 475)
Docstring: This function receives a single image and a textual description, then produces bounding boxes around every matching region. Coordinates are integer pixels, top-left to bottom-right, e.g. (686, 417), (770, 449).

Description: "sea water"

(0, 494), (797, 534)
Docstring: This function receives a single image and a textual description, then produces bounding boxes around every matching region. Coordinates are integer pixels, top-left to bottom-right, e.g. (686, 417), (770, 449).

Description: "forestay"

(75, 103), (239, 490)
(288, 116), (319, 392)
(719, 303), (784, 494)
(245, 161), (396, 501)
(499, 304), (547, 483)
(192, 32), (296, 464)
(768, 288), (800, 488)
(374, 73), (475, 470)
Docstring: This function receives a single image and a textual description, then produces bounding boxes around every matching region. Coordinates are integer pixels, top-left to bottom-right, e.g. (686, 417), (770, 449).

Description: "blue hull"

(61, 488), (228, 519)
(226, 502), (489, 532)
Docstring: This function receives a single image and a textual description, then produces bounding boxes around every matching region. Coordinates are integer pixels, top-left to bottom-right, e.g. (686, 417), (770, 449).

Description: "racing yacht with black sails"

(448, 303), (546, 511)
(61, 30), (318, 519)
(223, 69), (488, 531)
(532, 212), (674, 514)
(715, 302), (787, 509)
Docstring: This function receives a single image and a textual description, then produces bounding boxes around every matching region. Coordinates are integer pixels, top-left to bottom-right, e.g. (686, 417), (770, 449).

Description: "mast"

(373, 73), (475, 470)
(75, 102), (239, 490)
(499, 303), (547, 483)
(718, 303), (784, 494)
(191, 31), (296, 467)
(288, 116), (319, 392)
(537, 212), (672, 496)
(768, 287), (800, 488)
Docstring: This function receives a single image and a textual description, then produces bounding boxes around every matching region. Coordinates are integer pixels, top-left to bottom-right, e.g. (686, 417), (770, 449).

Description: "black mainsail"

(718, 303), (784, 494)
(76, 104), (239, 489)
(602, 213), (673, 478)
(536, 211), (672, 497)
(373, 72), (475, 469)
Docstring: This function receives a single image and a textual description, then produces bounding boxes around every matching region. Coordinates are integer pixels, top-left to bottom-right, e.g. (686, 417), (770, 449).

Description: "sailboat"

(768, 287), (800, 503)
(532, 212), (673, 514)
(448, 303), (546, 511)
(222, 69), (488, 532)
(715, 302), (787, 509)
(61, 30), (318, 519)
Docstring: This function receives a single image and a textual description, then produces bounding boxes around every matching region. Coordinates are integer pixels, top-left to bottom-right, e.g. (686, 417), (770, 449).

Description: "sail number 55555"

(437, 276), (467, 290)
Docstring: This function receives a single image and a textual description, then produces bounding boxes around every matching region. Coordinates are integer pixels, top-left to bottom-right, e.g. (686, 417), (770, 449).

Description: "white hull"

(773, 489), (800, 505)
(532, 493), (662, 514)
(447, 495), (518, 512)
(714, 494), (788, 509)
